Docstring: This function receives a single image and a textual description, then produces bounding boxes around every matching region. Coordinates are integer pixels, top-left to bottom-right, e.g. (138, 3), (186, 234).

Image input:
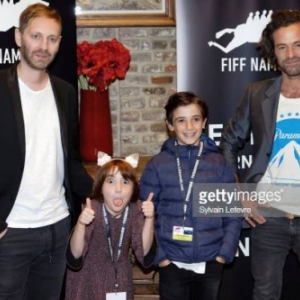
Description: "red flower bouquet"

(77, 38), (131, 92)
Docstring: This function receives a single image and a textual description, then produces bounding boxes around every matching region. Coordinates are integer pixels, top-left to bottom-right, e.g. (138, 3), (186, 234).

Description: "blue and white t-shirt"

(257, 94), (300, 215)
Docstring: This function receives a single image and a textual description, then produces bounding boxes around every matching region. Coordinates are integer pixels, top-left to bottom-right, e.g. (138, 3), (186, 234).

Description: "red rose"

(77, 38), (131, 92)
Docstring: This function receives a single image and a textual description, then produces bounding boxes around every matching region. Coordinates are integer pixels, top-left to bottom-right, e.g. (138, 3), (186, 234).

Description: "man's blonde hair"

(19, 3), (62, 33)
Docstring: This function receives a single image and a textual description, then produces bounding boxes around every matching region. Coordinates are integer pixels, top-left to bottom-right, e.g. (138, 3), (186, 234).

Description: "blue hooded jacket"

(139, 135), (242, 265)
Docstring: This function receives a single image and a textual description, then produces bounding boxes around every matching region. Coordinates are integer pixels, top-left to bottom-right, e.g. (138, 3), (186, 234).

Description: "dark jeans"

(0, 216), (70, 300)
(159, 261), (223, 300)
(251, 217), (300, 300)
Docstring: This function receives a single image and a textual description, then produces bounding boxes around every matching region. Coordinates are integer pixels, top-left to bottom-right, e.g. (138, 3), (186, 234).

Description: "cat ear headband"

(97, 151), (139, 168)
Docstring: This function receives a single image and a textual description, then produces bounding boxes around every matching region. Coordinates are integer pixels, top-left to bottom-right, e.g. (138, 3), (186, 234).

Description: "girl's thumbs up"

(146, 192), (154, 202)
(78, 198), (95, 226)
(85, 197), (92, 208)
(142, 193), (154, 219)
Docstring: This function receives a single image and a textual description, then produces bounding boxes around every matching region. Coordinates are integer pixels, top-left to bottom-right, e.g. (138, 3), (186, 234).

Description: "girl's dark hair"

(258, 10), (300, 67)
(164, 91), (209, 125)
(90, 160), (139, 203)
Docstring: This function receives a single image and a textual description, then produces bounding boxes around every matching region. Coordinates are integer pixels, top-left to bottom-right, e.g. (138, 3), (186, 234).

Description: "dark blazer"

(220, 76), (282, 183)
(0, 65), (93, 232)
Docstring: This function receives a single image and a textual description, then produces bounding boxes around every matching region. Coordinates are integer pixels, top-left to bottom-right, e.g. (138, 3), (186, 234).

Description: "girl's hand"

(142, 192), (154, 219)
(78, 198), (95, 226)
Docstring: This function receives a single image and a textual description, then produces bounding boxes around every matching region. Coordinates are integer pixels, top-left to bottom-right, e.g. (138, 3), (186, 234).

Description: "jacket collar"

(8, 64), (26, 162)
(8, 64), (68, 162)
(48, 75), (68, 159)
(261, 76), (282, 150)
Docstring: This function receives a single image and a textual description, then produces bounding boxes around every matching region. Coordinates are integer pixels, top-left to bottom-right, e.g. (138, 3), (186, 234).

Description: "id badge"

(106, 292), (126, 300)
(172, 226), (193, 241)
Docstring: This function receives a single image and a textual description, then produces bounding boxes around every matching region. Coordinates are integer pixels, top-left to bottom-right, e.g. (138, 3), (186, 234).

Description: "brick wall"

(77, 27), (177, 156)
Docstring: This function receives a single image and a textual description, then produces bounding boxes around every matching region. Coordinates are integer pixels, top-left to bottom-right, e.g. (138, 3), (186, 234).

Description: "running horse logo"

(208, 10), (273, 53)
(0, 0), (49, 32)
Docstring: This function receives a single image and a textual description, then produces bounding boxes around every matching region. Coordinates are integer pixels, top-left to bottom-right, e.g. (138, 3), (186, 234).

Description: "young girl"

(65, 154), (155, 300)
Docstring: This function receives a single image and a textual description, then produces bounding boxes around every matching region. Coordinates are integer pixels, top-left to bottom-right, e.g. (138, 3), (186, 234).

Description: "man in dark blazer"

(0, 3), (93, 300)
(220, 10), (300, 300)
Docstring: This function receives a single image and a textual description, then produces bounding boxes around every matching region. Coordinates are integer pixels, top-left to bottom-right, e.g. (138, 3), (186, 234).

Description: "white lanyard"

(175, 141), (203, 224)
(102, 204), (129, 291)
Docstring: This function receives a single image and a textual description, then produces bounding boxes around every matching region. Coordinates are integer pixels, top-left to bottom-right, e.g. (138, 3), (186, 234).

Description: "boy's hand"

(78, 198), (95, 226)
(0, 228), (7, 240)
(216, 256), (226, 264)
(142, 192), (154, 219)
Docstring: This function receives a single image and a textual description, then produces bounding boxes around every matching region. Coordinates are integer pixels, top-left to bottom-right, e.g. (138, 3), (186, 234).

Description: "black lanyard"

(175, 141), (203, 224)
(102, 204), (129, 291)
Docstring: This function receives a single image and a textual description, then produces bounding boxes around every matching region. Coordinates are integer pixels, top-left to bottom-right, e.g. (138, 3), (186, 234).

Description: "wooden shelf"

(133, 261), (159, 299)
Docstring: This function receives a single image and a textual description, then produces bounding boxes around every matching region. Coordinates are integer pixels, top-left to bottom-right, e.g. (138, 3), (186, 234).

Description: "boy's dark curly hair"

(164, 91), (209, 125)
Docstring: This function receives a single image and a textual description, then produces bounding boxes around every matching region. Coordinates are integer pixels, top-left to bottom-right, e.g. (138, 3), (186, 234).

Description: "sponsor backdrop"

(176, 1), (300, 299)
(0, 0), (77, 89)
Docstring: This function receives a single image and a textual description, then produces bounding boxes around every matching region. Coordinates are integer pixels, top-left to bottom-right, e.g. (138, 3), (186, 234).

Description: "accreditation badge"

(172, 226), (193, 241)
(106, 292), (126, 300)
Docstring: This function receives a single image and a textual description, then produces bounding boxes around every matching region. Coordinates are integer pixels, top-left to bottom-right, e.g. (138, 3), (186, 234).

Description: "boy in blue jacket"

(139, 91), (242, 300)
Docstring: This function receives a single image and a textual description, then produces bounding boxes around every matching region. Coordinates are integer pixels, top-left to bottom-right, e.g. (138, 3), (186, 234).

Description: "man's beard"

(279, 57), (300, 77)
(20, 44), (55, 71)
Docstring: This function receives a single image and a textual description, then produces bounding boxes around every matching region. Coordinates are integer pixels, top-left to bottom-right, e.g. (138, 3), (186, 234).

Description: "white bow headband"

(97, 151), (139, 168)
